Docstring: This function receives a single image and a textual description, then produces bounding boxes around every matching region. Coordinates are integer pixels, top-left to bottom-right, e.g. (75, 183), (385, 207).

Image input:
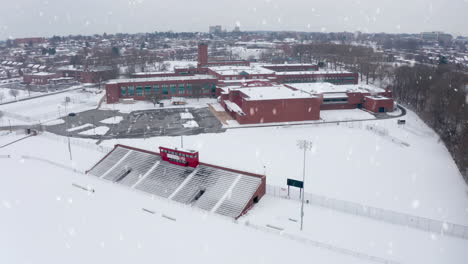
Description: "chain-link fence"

(41, 132), (112, 154)
(243, 221), (400, 264)
(266, 184), (468, 240)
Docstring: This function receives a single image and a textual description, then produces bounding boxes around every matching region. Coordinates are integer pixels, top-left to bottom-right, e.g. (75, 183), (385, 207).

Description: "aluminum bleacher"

(87, 145), (265, 219)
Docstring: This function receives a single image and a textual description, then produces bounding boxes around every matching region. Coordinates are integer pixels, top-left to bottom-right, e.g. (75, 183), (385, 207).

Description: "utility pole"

(66, 117), (73, 161)
(181, 135), (184, 148)
(297, 139), (312, 231)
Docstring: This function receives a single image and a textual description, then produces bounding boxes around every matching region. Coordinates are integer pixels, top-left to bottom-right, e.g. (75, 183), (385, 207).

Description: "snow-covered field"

(101, 110), (468, 225)
(0, 87), (41, 102)
(0, 88), (102, 125)
(1, 91), (468, 264)
(0, 134), (371, 264)
(320, 109), (376, 121)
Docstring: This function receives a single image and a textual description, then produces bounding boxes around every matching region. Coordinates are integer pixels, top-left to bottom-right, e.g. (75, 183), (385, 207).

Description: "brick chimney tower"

(198, 43), (208, 67)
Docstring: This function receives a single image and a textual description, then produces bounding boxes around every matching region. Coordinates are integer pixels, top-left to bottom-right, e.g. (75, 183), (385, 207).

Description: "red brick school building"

(104, 43), (394, 124)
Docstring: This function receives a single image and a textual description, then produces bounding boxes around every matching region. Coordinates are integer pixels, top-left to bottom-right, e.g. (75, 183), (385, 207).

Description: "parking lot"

(45, 107), (225, 139)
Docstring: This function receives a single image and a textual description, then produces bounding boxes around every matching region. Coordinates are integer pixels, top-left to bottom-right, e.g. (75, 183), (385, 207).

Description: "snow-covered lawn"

(100, 116), (123, 124)
(0, 135), (367, 264)
(0, 132), (467, 264)
(320, 109), (375, 121)
(79, 126), (110, 136)
(0, 88), (102, 124)
(244, 196), (468, 264)
(0, 87), (41, 102)
(101, 109), (468, 225)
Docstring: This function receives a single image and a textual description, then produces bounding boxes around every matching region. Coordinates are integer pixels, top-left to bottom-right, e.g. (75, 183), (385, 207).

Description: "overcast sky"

(1, 0), (467, 40)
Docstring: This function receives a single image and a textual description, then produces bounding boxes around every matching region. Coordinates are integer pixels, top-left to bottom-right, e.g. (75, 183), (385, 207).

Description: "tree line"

(292, 43), (468, 183)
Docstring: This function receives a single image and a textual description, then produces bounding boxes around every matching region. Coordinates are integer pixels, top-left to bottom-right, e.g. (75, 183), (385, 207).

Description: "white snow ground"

(0, 88), (102, 125)
(0, 87), (41, 102)
(102, 110), (468, 225)
(0, 135), (370, 264)
(1, 93), (467, 264)
(0, 127), (467, 264)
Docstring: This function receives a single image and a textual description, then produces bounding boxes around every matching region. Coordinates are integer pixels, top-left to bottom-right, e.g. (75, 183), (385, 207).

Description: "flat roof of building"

(226, 85), (317, 101)
(27, 72), (55, 76)
(275, 70), (352, 75)
(107, 75), (217, 84)
(260, 63), (317, 67)
(365, 95), (392, 100)
(287, 82), (386, 94)
(208, 66), (275, 76)
(132, 71), (174, 75)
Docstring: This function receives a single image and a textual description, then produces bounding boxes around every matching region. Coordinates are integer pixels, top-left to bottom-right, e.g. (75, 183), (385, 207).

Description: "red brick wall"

(346, 92), (367, 105)
(363, 97), (394, 112)
(105, 78), (218, 103)
(106, 83), (120, 103)
(198, 43), (208, 66)
(237, 97), (321, 124)
(23, 73), (58, 85)
(320, 103), (356, 110)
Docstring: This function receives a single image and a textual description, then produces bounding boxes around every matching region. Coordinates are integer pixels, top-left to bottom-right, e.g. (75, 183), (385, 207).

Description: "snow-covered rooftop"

(365, 95), (392, 100)
(27, 72), (55, 76)
(228, 85), (317, 101)
(132, 71), (174, 76)
(107, 75), (217, 84)
(275, 70), (351, 75)
(288, 82), (386, 95)
(209, 65), (275, 76)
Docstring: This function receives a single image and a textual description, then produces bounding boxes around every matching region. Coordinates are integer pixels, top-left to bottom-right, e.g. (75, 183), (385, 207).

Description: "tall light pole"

(297, 139), (312, 231)
(66, 116), (73, 161)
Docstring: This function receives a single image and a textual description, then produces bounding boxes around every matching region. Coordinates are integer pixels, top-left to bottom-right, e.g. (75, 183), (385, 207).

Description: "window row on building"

(283, 77), (356, 83)
(223, 75), (267, 80)
(119, 83), (216, 97)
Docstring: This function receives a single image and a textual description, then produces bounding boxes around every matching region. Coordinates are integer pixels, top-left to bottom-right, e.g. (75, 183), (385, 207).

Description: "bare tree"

(25, 84), (32, 96)
(9, 89), (19, 100)
(146, 92), (160, 107)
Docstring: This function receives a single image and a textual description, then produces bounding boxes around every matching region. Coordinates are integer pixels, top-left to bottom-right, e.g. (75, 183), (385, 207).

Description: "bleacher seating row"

(87, 146), (261, 218)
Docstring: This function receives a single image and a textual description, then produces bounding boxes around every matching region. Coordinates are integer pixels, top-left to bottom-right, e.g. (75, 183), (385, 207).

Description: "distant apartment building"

(209, 25), (223, 34)
(56, 66), (115, 83)
(14, 37), (46, 47)
(420, 32), (453, 42)
(23, 72), (59, 85)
